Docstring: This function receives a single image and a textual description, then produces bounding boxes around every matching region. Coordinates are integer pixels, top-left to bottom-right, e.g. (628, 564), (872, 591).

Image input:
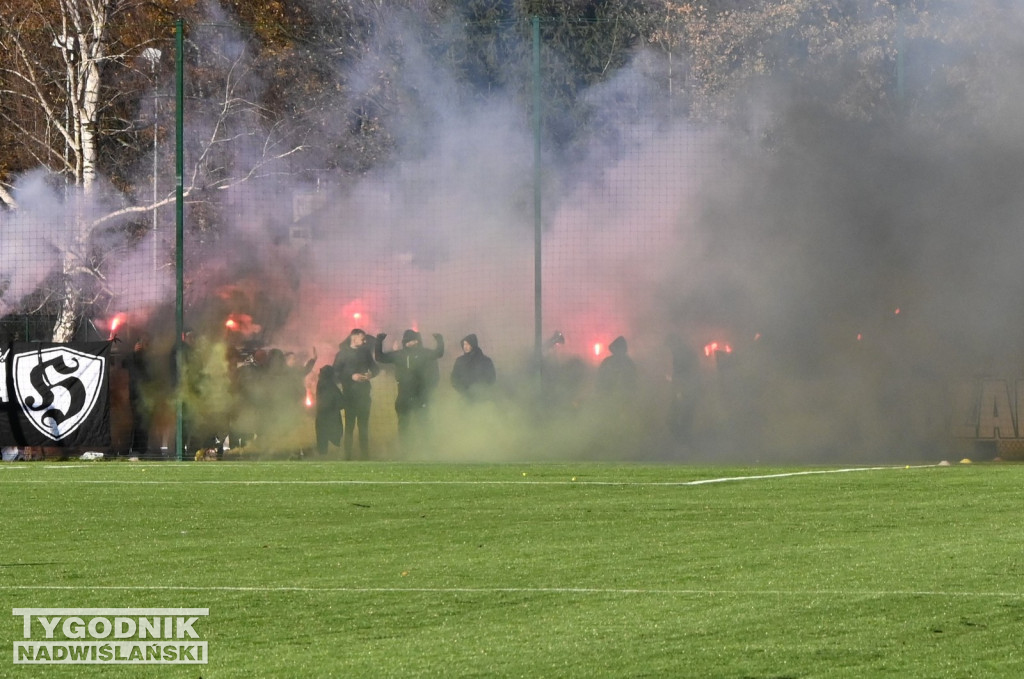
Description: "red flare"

(704, 341), (732, 357)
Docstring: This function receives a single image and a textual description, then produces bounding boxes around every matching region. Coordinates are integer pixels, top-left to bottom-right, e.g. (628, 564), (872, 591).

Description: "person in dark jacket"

(596, 335), (637, 395)
(376, 329), (444, 444)
(260, 348), (313, 454)
(592, 336), (640, 454)
(126, 333), (153, 456)
(666, 333), (698, 442)
(450, 333), (496, 402)
(314, 364), (345, 456)
(332, 329), (379, 459)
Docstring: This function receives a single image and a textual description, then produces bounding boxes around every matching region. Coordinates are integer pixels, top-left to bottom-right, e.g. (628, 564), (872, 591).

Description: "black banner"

(0, 342), (111, 447)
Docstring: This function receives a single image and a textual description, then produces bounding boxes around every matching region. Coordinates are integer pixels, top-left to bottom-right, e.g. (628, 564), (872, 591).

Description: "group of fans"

(315, 328), (496, 459)
(126, 323), (653, 460)
(128, 326), (499, 460)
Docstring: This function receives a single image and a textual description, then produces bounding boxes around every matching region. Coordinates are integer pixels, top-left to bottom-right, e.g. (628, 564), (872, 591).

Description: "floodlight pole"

(141, 47), (162, 273)
(895, 6), (905, 108)
(174, 18), (185, 462)
(532, 15), (543, 373)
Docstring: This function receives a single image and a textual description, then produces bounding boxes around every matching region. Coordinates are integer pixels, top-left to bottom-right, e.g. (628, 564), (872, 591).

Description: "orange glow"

(342, 300), (367, 327)
(305, 393), (313, 408)
(106, 313), (127, 339)
(593, 343), (602, 357)
(99, 315), (128, 342)
(704, 341), (732, 357)
(857, 333), (863, 341)
(894, 307), (901, 315)
(224, 313), (260, 337)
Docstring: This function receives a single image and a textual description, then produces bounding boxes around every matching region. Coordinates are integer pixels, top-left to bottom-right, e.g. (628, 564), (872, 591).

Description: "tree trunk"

(52, 268), (81, 342)
(51, 0), (111, 340)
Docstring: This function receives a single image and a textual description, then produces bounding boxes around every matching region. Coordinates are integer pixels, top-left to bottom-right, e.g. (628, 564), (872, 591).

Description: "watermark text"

(12, 608), (208, 664)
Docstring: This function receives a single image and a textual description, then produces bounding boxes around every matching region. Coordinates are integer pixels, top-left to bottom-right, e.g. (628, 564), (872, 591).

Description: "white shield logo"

(13, 347), (106, 441)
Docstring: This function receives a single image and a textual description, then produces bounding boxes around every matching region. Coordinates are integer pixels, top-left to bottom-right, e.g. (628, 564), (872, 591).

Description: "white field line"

(0, 583), (1018, 598)
(0, 465), (935, 485)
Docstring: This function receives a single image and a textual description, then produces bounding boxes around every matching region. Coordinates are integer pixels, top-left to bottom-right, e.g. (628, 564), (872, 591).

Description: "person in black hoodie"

(596, 335), (637, 395)
(593, 336), (640, 453)
(376, 329), (444, 444)
(126, 333), (153, 457)
(314, 364), (345, 456)
(332, 329), (379, 459)
(450, 333), (496, 402)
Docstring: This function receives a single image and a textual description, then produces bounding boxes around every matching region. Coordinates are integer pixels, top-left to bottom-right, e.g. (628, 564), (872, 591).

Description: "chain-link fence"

(8, 8), (995, 463)
(55, 17), (725, 461)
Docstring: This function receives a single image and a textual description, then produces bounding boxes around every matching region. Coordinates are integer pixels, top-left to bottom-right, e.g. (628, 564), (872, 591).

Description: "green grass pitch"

(2, 460), (1023, 677)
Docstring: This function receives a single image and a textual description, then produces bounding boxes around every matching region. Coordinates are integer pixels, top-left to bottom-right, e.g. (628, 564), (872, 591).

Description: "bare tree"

(0, 0), (305, 340)
(0, 0), (122, 339)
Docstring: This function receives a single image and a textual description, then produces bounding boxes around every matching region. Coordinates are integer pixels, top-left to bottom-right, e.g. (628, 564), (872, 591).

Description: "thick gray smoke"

(0, 172), (68, 311)
(655, 6), (1024, 462)
(8, 4), (1024, 463)
(142, 5), (1024, 462)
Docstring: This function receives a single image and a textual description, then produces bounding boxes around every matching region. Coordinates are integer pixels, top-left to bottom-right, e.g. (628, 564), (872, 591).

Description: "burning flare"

(224, 313), (260, 337)
(703, 341), (732, 357)
(105, 313), (127, 340)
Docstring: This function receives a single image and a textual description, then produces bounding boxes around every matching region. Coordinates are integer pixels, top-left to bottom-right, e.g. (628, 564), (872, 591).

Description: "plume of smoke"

(166, 11), (693, 460)
(0, 171), (138, 316)
(0, 172), (64, 311)
(654, 3), (1024, 462)
(16, 3), (1024, 462)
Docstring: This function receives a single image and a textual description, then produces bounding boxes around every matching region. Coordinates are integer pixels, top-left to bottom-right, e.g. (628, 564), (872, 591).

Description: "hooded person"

(254, 347), (314, 456)
(592, 336), (641, 454)
(596, 335), (637, 394)
(126, 333), (152, 457)
(376, 329), (444, 444)
(451, 333), (496, 402)
(666, 333), (699, 442)
(332, 329), (380, 459)
(314, 364), (345, 456)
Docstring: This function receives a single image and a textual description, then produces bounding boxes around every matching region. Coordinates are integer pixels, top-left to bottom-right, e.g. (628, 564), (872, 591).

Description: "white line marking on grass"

(0, 465), (935, 486)
(41, 465), (103, 469)
(673, 466), (933, 485)
(0, 584), (1018, 598)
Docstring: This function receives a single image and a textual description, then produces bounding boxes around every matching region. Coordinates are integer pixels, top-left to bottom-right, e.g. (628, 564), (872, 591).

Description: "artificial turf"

(1, 460), (1022, 677)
